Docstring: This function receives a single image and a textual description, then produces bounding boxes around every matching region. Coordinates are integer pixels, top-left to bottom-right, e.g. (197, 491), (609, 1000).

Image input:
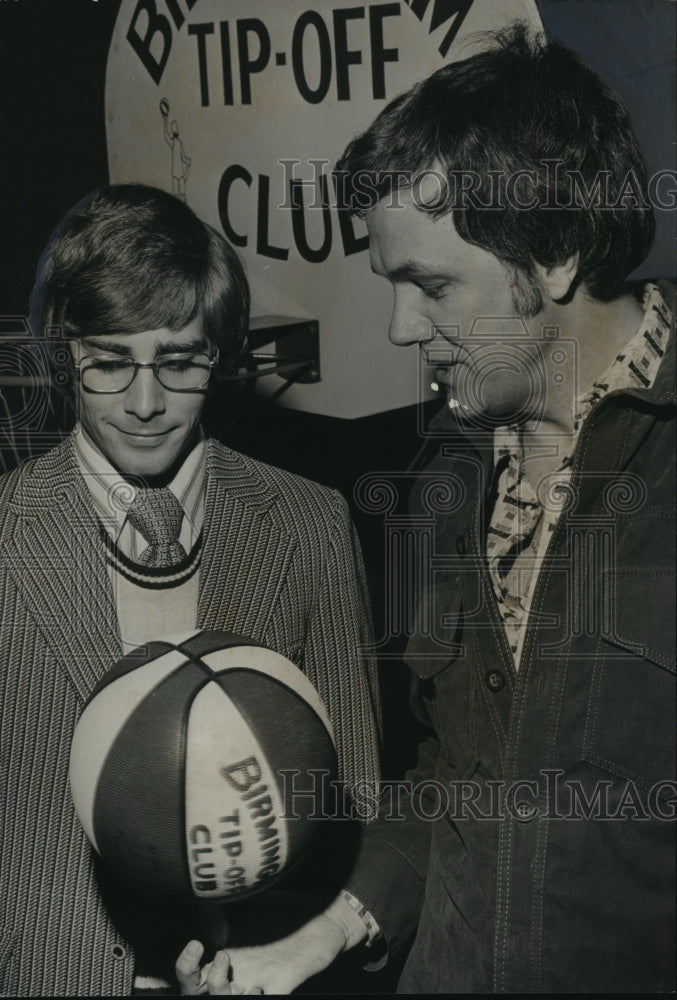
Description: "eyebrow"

(80, 337), (209, 356)
(371, 260), (452, 282)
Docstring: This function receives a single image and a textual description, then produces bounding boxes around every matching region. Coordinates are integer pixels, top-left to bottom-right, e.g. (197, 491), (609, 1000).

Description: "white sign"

(106, 0), (542, 418)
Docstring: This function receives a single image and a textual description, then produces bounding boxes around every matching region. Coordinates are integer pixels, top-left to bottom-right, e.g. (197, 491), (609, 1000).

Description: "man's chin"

(443, 385), (542, 429)
(443, 396), (534, 431)
(104, 425), (203, 484)
(109, 442), (182, 485)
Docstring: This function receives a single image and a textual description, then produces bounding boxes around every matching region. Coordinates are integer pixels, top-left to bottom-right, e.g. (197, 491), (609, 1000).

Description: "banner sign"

(106, 0), (542, 417)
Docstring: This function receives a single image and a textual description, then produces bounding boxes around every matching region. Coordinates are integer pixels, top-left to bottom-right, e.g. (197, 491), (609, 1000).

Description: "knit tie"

(127, 487), (188, 568)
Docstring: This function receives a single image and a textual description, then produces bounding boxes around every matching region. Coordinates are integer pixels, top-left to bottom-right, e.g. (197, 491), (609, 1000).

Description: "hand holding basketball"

(176, 910), (351, 995)
(176, 941), (238, 995)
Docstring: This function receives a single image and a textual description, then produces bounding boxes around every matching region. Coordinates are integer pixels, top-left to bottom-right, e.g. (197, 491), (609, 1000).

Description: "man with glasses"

(0, 184), (381, 997)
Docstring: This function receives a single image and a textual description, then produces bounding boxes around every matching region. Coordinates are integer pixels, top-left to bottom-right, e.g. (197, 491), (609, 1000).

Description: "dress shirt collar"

(73, 424), (206, 546)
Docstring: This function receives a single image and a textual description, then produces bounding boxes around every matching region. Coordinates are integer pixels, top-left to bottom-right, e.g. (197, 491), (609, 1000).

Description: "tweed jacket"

(348, 283), (676, 992)
(0, 436), (381, 997)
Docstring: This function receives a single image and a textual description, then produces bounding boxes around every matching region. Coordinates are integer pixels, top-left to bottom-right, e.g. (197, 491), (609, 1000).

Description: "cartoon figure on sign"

(160, 98), (191, 201)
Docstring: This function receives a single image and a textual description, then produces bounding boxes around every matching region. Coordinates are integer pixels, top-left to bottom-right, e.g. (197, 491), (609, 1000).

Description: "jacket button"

(111, 944), (127, 960)
(514, 801), (537, 822)
(456, 535), (468, 556)
(485, 669), (505, 692)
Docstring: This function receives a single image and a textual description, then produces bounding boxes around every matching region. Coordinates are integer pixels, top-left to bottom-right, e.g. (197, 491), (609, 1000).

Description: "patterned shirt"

(486, 284), (671, 668)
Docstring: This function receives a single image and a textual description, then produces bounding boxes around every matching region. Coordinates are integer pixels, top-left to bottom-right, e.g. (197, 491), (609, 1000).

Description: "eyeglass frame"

(71, 349), (220, 394)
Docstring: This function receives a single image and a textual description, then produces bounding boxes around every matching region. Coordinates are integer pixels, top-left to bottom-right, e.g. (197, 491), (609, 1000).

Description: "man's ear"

(533, 253), (580, 302)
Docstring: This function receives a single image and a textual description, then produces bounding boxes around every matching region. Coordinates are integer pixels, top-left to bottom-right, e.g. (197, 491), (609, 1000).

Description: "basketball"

(159, 97), (169, 116)
(69, 630), (337, 902)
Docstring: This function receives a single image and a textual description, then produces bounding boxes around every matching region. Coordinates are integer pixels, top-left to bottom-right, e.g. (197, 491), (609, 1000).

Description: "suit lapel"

(4, 439), (297, 697)
(4, 438), (121, 702)
(197, 442), (296, 638)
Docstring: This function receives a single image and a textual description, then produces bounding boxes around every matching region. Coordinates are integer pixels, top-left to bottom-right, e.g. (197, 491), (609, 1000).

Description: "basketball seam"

(178, 674), (215, 898)
(91, 661), (213, 898)
(213, 668), (333, 737)
(87, 641), (177, 698)
(177, 631), (267, 661)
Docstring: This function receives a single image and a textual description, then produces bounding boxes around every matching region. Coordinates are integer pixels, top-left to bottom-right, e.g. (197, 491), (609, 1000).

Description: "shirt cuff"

(132, 974), (172, 992)
(337, 889), (389, 971)
(338, 889), (383, 946)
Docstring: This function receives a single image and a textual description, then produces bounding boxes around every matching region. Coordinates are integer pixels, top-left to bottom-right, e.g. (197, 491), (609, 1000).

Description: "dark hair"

(335, 23), (655, 301)
(31, 184), (250, 387)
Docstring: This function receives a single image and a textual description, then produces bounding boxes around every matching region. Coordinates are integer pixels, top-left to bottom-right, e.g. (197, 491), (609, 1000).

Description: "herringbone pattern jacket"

(0, 435), (381, 996)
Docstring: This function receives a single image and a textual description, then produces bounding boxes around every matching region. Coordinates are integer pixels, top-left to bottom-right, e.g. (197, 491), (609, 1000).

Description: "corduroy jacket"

(348, 282), (676, 993)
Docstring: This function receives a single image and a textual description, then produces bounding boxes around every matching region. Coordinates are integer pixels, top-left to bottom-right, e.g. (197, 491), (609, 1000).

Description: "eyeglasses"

(73, 351), (219, 394)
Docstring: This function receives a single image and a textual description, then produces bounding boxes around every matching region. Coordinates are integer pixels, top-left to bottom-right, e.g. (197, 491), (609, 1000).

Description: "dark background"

(0, 0), (674, 989)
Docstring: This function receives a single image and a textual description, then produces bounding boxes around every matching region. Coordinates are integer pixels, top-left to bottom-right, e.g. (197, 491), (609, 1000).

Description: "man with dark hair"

(199, 24), (675, 995)
(0, 184), (381, 996)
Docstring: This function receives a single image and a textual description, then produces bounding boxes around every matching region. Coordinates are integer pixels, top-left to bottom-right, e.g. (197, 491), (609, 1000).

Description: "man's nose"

(387, 294), (434, 347)
(123, 366), (166, 420)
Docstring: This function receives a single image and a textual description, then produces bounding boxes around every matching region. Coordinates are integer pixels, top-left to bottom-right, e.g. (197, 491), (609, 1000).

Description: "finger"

(176, 939), (206, 994)
(206, 949), (232, 995)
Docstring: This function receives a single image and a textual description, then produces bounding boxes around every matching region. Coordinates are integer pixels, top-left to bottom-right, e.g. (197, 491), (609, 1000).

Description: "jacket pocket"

(426, 755), (490, 932)
(583, 561), (676, 794)
(407, 640), (479, 778)
(0, 927), (18, 997)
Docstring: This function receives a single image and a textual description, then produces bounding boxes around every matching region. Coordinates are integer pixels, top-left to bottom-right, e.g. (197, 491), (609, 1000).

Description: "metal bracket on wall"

(241, 315), (321, 384)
